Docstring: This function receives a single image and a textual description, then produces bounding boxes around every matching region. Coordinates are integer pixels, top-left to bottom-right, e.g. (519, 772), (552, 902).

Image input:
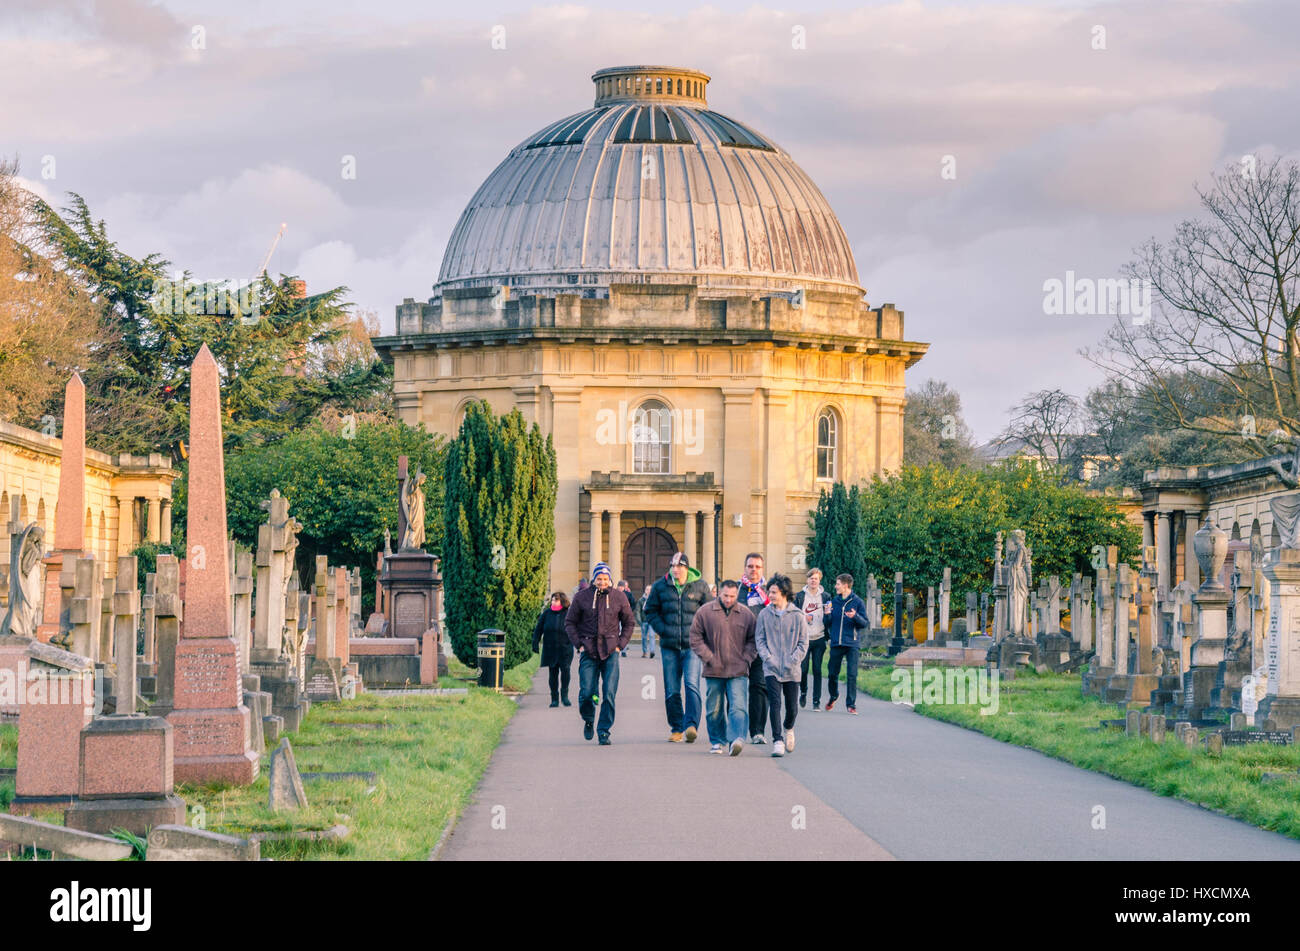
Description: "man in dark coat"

(644, 552), (711, 743)
(533, 591), (574, 707)
(565, 561), (636, 745)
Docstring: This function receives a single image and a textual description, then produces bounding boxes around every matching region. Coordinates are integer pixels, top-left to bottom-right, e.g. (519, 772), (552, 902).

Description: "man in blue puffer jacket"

(825, 573), (869, 714)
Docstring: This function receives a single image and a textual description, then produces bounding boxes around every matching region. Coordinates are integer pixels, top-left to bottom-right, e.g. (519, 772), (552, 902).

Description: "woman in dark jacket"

(533, 591), (574, 707)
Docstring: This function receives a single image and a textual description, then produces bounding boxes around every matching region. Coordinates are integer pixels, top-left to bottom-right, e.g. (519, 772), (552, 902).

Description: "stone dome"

(435, 65), (862, 298)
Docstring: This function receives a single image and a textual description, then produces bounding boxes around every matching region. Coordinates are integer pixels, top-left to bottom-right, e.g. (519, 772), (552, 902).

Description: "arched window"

(632, 399), (672, 474)
(816, 408), (838, 480)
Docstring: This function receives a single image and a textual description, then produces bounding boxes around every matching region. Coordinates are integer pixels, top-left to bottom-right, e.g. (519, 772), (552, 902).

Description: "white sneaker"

(785, 729), (795, 752)
(751, 733), (766, 745)
(710, 743), (724, 754)
(772, 740), (786, 757)
(729, 739), (744, 756)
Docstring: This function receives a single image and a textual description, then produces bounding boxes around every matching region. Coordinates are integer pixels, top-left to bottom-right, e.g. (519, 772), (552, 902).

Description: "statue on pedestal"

(1267, 434), (1300, 550)
(399, 468), (427, 552)
(1, 523), (45, 639)
(1006, 530), (1030, 638)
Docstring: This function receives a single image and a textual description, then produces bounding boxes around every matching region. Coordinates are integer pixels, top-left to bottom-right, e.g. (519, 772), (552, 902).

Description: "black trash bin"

(477, 628), (507, 691)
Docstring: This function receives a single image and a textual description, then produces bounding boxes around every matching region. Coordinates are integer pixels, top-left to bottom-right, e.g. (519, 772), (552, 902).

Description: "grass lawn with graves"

(0, 655), (538, 859)
(851, 660), (1300, 840)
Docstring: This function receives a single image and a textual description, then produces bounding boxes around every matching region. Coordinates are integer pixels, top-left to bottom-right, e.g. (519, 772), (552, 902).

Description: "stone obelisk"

(37, 374), (88, 643)
(167, 345), (259, 784)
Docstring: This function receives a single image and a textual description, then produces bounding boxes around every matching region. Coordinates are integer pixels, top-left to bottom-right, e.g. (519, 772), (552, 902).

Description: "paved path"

(441, 658), (1300, 860)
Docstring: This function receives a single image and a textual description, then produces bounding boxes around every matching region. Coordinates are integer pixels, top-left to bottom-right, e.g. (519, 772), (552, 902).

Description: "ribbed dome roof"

(435, 66), (861, 296)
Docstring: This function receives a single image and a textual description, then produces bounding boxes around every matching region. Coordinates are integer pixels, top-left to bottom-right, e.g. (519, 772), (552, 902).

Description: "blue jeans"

(641, 623), (656, 655)
(578, 652), (620, 735)
(660, 646), (702, 733)
(705, 676), (749, 746)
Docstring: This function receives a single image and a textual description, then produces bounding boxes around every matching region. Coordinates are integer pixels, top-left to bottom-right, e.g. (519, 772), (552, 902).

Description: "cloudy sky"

(4, 0), (1298, 440)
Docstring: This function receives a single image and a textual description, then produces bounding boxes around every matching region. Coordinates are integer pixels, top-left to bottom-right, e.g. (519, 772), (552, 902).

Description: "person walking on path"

(794, 569), (829, 711)
(637, 584), (657, 658)
(644, 552), (711, 743)
(565, 562), (636, 745)
(532, 591), (574, 707)
(737, 553), (770, 744)
(689, 580), (757, 756)
(755, 574), (808, 757)
(825, 573), (869, 714)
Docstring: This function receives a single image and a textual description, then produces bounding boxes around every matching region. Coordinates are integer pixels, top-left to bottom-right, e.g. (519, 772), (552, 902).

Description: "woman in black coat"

(533, 591), (574, 707)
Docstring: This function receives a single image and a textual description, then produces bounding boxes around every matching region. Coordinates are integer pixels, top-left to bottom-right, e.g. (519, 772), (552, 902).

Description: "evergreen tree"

(443, 402), (557, 668)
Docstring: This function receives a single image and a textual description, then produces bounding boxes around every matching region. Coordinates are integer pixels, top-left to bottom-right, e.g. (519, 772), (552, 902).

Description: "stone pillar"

(1186, 520), (1230, 717)
(146, 498), (161, 544)
(142, 572), (157, 666)
(117, 498), (135, 559)
(333, 566), (350, 667)
(608, 510), (622, 584)
(1114, 564), (1132, 678)
(166, 345), (258, 785)
(939, 567), (951, 634)
(113, 556), (140, 713)
(589, 509), (603, 571)
(1143, 512), (1154, 550)
(233, 551), (253, 674)
(548, 386), (583, 589)
(701, 508), (716, 587)
(682, 510), (695, 567)
(1259, 549), (1300, 728)
(160, 500), (172, 545)
(1184, 511), (1201, 588)
(926, 587), (935, 642)
(1156, 511), (1171, 595)
(150, 555), (181, 719)
(38, 374), (87, 643)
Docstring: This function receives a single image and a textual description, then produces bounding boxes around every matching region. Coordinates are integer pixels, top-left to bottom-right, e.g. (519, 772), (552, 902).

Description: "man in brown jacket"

(689, 580), (757, 755)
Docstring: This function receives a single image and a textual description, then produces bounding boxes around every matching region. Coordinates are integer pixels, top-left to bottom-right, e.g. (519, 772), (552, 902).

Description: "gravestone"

(1259, 548), (1300, 728)
(939, 567), (951, 635)
(268, 737), (308, 812)
(379, 456), (440, 642)
(166, 346), (259, 785)
(66, 556), (186, 836)
(10, 641), (96, 814)
(305, 557), (343, 701)
(1184, 521), (1230, 720)
(149, 556), (181, 718)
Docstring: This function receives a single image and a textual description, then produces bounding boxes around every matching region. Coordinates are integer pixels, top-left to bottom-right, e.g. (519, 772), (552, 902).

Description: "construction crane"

(255, 222), (287, 279)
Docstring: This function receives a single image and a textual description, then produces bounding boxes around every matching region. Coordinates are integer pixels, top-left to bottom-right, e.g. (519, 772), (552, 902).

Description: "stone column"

(608, 510), (622, 584)
(116, 498), (135, 559)
(1079, 577), (1094, 651)
(1142, 512), (1154, 550)
(1186, 520), (1230, 718)
(549, 386), (583, 589)
(149, 555), (181, 719)
(1156, 511), (1171, 594)
(1259, 549), (1300, 727)
(589, 509), (603, 571)
(1114, 564), (1132, 678)
(701, 508), (716, 587)
(142, 572), (157, 665)
(160, 500), (172, 545)
(39, 374), (87, 643)
(939, 567), (951, 635)
(146, 498), (161, 544)
(166, 345), (259, 785)
(1184, 511), (1201, 589)
(682, 510), (695, 567)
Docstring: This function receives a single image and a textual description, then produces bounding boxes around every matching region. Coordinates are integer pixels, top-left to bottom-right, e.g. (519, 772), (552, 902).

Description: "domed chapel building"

(372, 65), (928, 592)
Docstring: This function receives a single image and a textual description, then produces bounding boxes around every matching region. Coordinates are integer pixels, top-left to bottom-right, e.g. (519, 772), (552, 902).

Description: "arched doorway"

(624, 527), (676, 597)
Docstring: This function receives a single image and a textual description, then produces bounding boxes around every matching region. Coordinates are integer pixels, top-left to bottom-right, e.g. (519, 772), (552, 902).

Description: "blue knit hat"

(592, 561), (611, 582)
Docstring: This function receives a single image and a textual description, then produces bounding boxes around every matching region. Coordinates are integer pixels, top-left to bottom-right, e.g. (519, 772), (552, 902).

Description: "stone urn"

(1193, 520), (1228, 594)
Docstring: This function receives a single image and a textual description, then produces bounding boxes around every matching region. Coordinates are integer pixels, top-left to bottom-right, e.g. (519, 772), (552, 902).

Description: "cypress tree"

(443, 401), (557, 668)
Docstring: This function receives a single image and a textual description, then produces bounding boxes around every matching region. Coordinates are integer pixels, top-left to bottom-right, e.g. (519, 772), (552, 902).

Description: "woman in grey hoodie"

(755, 574), (809, 757)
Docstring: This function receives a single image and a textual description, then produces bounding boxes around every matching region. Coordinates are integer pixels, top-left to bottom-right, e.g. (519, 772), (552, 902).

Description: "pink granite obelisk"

(167, 345), (259, 785)
(37, 374), (87, 643)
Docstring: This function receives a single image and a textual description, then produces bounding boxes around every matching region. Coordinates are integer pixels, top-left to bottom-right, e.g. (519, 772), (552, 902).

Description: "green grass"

(183, 658), (537, 859)
(856, 662), (1300, 839)
(0, 722), (13, 808)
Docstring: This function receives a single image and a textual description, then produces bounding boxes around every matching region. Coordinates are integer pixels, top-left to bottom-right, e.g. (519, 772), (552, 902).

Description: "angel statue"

(1266, 433), (1300, 551)
(399, 468), (427, 552)
(0, 522), (45, 639)
(1005, 530), (1031, 638)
